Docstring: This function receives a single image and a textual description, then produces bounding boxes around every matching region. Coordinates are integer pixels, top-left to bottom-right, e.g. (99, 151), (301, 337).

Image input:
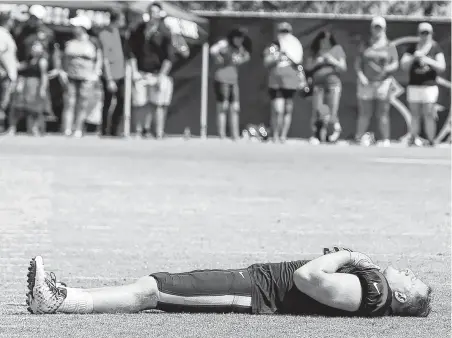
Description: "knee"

(134, 276), (159, 306)
(230, 102), (240, 114)
(284, 99), (294, 112)
(221, 101), (230, 112)
(272, 98), (285, 114)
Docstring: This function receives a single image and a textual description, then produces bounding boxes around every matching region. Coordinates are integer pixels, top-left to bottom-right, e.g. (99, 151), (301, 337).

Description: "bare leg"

(8, 107), (18, 135)
(74, 81), (93, 136)
(376, 99), (391, 142)
(143, 104), (156, 137)
(408, 101), (422, 143)
(87, 276), (158, 313)
(355, 98), (374, 141)
(325, 85), (342, 142)
(155, 105), (167, 139)
(62, 81), (77, 136)
(271, 98), (284, 142)
(311, 86), (324, 140)
(281, 98), (293, 142)
(229, 101), (240, 140)
(217, 101), (228, 139)
(422, 102), (437, 145)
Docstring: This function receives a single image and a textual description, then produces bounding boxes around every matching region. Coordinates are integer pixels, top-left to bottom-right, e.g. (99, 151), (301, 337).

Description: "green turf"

(0, 136), (450, 338)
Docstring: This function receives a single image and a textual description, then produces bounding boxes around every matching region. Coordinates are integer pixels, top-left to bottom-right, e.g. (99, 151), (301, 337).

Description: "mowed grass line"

(0, 137), (450, 338)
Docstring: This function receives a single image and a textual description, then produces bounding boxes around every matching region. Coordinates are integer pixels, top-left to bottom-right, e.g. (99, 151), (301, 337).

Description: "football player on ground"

(26, 247), (431, 317)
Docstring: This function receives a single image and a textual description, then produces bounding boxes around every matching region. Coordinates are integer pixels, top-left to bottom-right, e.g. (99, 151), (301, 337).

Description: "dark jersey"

(247, 260), (392, 316)
(406, 41), (443, 86)
(128, 22), (175, 73)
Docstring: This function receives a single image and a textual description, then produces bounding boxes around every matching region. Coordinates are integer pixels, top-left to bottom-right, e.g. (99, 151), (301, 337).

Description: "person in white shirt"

(61, 15), (102, 138)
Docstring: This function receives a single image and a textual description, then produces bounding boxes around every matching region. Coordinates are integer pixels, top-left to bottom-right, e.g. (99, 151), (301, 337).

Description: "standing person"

(15, 5), (60, 69)
(8, 41), (48, 136)
(128, 2), (175, 139)
(98, 9), (127, 137)
(61, 15), (102, 138)
(400, 22), (446, 147)
(210, 27), (251, 140)
(264, 22), (303, 143)
(354, 17), (399, 147)
(305, 31), (347, 144)
(0, 11), (17, 131)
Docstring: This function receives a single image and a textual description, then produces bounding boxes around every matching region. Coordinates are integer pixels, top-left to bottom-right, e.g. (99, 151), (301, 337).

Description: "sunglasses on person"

(418, 30), (431, 35)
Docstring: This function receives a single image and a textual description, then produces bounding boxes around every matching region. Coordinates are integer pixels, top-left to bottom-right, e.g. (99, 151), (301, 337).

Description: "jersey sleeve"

(354, 269), (392, 317)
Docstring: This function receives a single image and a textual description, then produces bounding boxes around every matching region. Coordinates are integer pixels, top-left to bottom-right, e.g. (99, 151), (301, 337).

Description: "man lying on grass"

(26, 247), (432, 317)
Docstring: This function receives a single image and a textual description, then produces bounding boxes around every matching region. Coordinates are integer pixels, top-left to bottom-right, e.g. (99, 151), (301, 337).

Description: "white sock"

(58, 288), (94, 314)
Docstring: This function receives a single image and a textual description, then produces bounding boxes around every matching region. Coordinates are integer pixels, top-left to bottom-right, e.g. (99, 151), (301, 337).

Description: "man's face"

(383, 266), (429, 299)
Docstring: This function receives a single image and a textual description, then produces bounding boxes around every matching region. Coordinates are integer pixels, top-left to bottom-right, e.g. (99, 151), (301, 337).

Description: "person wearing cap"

(61, 15), (103, 138)
(400, 22), (446, 147)
(210, 27), (251, 140)
(0, 11), (17, 130)
(97, 9), (128, 137)
(263, 22), (304, 143)
(354, 16), (399, 147)
(128, 1), (175, 139)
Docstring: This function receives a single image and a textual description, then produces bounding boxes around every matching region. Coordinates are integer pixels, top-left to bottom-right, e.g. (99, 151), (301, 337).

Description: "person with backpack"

(60, 15), (102, 138)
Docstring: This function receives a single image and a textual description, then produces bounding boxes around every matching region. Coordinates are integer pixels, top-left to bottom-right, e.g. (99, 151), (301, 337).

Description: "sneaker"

(377, 139), (391, 147)
(26, 256), (67, 314)
(328, 123), (342, 143)
(73, 130), (82, 138)
(309, 136), (320, 145)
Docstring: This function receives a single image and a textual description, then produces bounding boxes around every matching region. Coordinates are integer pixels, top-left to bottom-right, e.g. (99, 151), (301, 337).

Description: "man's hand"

(349, 252), (380, 270)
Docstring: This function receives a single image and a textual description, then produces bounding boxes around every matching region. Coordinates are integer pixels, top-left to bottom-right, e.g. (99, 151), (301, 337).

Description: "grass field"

(0, 136), (450, 338)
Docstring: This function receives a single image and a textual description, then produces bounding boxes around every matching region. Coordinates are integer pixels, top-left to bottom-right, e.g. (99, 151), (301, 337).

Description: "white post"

(200, 42), (209, 139)
(123, 60), (132, 137)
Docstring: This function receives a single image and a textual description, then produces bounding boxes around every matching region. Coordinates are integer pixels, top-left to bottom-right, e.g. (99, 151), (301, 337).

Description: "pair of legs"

(101, 77), (125, 137)
(215, 81), (240, 140)
(132, 73), (173, 138)
(9, 110), (45, 136)
(62, 79), (96, 137)
(407, 85), (439, 145)
(133, 103), (168, 138)
(355, 79), (392, 144)
(311, 82), (342, 143)
(27, 257), (252, 315)
(8, 77), (46, 136)
(269, 89), (295, 143)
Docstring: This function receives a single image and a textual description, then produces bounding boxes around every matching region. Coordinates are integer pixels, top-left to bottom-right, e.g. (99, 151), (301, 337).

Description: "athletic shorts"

(132, 71), (173, 107)
(214, 81), (240, 103)
(268, 88), (296, 100)
(151, 269), (253, 313)
(357, 77), (392, 101)
(407, 85), (439, 104)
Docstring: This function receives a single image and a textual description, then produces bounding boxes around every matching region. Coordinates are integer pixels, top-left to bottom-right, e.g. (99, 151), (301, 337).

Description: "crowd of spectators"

(179, 1), (451, 17)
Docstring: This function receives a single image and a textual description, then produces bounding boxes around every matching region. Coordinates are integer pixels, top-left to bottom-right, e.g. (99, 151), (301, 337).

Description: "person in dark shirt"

(128, 2), (175, 139)
(400, 22), (446, 147)
(26, 247), (432, 317)
(14, 5), (60, 70)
